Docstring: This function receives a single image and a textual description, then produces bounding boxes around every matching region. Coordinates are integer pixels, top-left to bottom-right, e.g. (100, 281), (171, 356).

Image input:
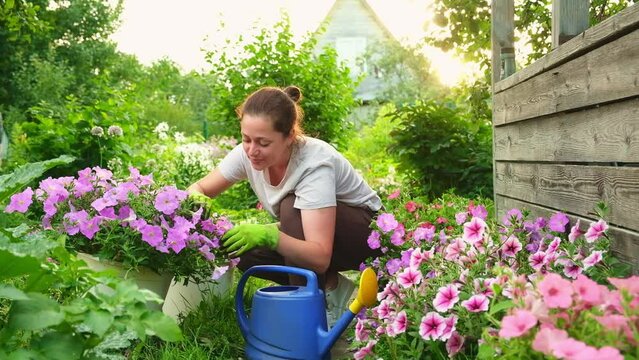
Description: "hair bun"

(283, 86), (302, 103)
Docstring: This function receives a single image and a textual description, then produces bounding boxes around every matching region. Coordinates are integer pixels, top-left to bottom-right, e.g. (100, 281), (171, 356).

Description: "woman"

(188, 85), (382, 325)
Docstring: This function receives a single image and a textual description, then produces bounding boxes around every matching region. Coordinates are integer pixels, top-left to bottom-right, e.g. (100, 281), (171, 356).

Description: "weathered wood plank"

(492, 0), (515, 85)
(495, 3), (639, 93)
(494, 162), (639, 231)
(493, 28), (639, 125)
(552, 0), (590, 48)
(495, 195), (639, 274)
(494, 98), (639, 162)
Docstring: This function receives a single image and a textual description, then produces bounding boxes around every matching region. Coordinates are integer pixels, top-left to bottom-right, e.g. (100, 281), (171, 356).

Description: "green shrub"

(343, 104), (404, 196)
(389, 99), (493, 198)
(204, 15), (358, 149)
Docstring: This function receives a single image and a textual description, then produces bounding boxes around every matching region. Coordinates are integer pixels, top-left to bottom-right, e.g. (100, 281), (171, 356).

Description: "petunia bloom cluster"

(489, 272), (639, 359)
(351, 191), (622, 359)
(5, 166), (234, 281)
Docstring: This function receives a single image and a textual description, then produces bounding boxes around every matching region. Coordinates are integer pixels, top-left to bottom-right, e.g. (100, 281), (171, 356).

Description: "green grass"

(130, 276), (269, 359)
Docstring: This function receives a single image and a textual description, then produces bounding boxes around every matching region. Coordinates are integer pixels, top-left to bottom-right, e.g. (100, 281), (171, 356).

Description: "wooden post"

(491, 0), (515, 85)
(491, 0), (515, 219)
(552, 0), (590, 48)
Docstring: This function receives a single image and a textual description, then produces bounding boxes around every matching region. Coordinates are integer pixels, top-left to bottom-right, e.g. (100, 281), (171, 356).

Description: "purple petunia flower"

(376, 213), (398, 233)
(5, 187), (34, 213)
(548, 212), (569, 232)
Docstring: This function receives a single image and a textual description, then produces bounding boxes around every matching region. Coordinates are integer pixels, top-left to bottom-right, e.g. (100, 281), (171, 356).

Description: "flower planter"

(77, 252), (173, 311)
(162, 269), (235, 320)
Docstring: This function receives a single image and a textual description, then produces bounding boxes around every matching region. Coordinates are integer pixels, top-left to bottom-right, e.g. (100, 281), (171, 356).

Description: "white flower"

(107, 125), (123, 137)
(174, 132), (186, 143)
(90, 126), (104, 137)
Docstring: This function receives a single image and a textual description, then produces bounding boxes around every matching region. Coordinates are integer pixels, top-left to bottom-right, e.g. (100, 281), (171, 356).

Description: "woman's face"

(240, 114), (293, 171)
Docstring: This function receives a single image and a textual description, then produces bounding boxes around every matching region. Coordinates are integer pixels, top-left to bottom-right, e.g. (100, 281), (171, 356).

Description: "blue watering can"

(235, 265), (378, 360)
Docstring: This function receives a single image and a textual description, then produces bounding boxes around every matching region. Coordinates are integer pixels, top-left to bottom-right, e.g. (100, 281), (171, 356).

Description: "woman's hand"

(222, 223), (279, 256)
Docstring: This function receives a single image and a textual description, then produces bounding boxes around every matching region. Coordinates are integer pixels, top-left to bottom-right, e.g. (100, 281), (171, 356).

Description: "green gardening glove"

(222, 223), (279, 257)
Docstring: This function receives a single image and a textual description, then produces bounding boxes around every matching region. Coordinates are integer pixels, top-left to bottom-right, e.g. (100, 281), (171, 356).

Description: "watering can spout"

(319, 268), (378, 356)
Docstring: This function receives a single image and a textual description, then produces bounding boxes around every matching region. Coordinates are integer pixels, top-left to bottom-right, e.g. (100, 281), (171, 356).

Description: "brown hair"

(236, 86), (305, 139)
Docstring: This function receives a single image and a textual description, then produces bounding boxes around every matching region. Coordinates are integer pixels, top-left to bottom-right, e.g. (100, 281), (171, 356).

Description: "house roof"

(320, 0), (397, 42)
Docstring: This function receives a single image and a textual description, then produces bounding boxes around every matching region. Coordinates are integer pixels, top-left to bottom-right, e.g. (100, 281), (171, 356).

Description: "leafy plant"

(0, 155), (182, 359)
(204, 15), (358, 149)
(351, 191), (630, 359)
(5, 165), (235, 282)
(388, 99), (493, 198)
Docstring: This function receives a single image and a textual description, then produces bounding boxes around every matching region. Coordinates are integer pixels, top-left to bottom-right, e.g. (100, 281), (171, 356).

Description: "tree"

(362, 40), (444, 106)
(204, 15), (358, 149)
(426, 0), (638, 75)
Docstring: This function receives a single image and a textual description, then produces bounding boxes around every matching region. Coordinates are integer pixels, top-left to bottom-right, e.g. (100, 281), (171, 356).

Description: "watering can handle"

(235, 265), (319, 340)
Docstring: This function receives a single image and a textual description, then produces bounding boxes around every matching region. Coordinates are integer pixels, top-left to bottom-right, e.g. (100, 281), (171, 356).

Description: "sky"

(110, 0), (476, 86)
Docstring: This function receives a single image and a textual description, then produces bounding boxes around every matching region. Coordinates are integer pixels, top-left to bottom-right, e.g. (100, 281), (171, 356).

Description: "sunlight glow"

(110, 0), (473, 86)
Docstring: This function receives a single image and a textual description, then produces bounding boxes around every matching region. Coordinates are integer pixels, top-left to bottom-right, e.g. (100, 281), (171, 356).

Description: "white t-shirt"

(217, 137), (382, 219)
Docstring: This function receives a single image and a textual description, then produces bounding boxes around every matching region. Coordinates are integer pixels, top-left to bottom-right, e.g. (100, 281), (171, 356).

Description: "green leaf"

(32, 332), (83, 360)
(85, 309), (113, 337)
(0, 227), (60, 259)
(141, 312), (183, 342)
(0, 155), (75, 203)
(5, 349), (40, 360)
(0, 284), (29, 300)
(8, 293), (64, 331)
(489, 300), (515, 316)
(0, 249), (42, 281)
(477, 343), (496, 359)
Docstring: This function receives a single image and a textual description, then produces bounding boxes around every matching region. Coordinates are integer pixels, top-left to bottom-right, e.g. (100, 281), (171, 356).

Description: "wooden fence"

(491, 1), (639, 272)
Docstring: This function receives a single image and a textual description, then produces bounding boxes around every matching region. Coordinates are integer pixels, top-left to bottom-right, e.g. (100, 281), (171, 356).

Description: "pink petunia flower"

(529, 251), (547, 271)
(597, 346), (624, 360)
(446, 332), (464, 357)
(608, 275), (639, 296)
(498, 309), (537, 338)
(462, 217), (487, 245)
(585, 219), (608, 243)
(440, 315), (458, 341)
(461, 294), (489, 312)
(551, 338), (588, 359)
(354, 339), (377, 360)
(568, 219), (584, 242)
(404, 201), (418, 213)
(391, 310), (408, 335)
(532, 326), (569, 355)
(397, 267), (422, 288)
(583, 250), (604, 269)
(563, 261), (583, 280)
(387, 189), (400, 199)
(501, 235), (522, 258)
(572, 274), (603, 305)
(419, 312), (446, 340)
(538, 273), (574, 308)
(355, 319), (370, 342)
(433, 284), (460, 313)
(455, 212), (468, 225)
(445, 238), (465, 261)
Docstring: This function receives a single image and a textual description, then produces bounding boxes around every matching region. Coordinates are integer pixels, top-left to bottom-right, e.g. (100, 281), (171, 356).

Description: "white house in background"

(315, 0), (397, 102)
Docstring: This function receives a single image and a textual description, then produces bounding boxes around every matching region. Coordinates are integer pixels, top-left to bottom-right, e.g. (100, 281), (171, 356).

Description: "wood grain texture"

(494, 98), (639, 162)
(495, 162), (639, 231)
(496, 3), (639, 92)
(493, 28), (639, 125)
(495, 195), (639, 274)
